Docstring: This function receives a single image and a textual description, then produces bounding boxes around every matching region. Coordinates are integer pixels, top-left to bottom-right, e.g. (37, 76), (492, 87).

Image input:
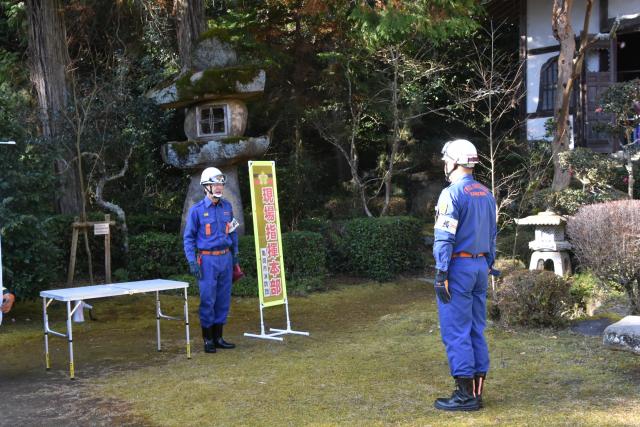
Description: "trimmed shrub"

(233, 231), (327, 296)
(493, 270), (572, 328)
(128, 232), (184, 280)
(128, 213), (181, 235)
(568, 200), (640, 314)
(334, 216), (424, 281)
(168, 273), (198, 296)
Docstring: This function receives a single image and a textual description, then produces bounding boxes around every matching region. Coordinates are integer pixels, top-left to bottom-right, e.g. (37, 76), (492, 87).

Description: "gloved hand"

(434, 269), (451, 304)
(1, 292), (15, 314)
(489, 268), (501, 277)
(232, 264), (245, 283)
(189, 261), (202, 280)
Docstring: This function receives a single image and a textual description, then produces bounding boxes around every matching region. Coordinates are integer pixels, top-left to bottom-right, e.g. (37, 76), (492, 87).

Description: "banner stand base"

(244, 298), (309, 342)
(244, 332), (284, 341)
(269, 328), (309, 336)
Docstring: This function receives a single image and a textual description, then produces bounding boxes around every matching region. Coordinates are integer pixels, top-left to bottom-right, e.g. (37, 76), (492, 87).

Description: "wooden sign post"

(67, 214), (115, 286)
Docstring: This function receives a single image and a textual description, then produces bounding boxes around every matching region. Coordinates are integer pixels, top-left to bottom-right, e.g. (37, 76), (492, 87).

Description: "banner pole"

(259, 303), (266, 336)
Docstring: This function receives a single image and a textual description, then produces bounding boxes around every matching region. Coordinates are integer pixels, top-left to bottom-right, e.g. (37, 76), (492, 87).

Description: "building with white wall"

(490, 0), (640, 152)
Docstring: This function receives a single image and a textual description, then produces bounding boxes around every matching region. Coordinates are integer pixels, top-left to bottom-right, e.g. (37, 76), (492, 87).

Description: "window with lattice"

(197, 104), (228, 137)
(538, 56), (558, 114)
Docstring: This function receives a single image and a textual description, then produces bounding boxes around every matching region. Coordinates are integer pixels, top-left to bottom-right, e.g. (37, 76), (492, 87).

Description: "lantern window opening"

(197, 103), (229, 137)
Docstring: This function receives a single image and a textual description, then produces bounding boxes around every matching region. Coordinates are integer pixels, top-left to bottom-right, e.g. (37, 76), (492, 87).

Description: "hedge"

(332, 216), (425, 281)
(232, 231), (327, 296)
(128, 232), (184, 280)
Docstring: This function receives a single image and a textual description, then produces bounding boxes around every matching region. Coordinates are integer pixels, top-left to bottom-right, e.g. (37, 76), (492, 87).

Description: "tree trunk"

(551, 0), (593, 191)
(381, 46), (400, 217)
(25, 0), (81, 214)
(174, 0), (206, 72)
(551, 0), (575, 191)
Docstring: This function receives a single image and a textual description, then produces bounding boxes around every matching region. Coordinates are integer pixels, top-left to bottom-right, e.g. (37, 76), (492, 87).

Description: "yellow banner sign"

(248, 161), (287, 307)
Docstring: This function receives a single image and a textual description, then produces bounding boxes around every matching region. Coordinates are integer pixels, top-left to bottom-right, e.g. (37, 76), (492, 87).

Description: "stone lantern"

(515, 210), (572, 276)
(147, 38), (269, 234)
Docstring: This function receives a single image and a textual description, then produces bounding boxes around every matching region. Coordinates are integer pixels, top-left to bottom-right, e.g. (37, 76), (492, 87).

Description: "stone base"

(603, 316), (640, 355)
(529, 250), (571, 276)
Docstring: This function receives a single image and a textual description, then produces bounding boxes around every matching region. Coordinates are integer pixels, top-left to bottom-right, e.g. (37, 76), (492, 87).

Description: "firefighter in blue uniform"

(184, 167), (240, 354)
(432, 139), (497, 411)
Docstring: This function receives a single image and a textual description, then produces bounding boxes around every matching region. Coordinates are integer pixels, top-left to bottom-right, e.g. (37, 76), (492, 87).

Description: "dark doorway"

(617, 32), (640, 81)
(543, 259), (555, 272)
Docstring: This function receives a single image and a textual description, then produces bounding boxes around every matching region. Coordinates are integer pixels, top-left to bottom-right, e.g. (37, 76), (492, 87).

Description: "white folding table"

(40, 279), (191, 379)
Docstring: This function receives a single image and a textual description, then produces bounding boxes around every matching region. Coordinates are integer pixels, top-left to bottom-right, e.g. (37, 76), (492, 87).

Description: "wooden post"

(67, 217), (79, 286)
(104, 214), (111, 283)
(66, 216), (115, 286)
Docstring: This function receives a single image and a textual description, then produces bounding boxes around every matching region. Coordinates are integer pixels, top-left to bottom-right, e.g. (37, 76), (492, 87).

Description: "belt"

(452, 251), (485, 258)
(200, 248), (230, 256)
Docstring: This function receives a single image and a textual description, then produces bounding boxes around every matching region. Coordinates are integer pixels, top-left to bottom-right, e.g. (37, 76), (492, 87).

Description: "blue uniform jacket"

(433, 174), (497, 272)
(183, 197), (239, 265)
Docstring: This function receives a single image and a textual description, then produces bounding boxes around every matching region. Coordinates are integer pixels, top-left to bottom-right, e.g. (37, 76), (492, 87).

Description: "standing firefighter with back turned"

(184, 167), (241, 354)
(432, 139), (498, 411)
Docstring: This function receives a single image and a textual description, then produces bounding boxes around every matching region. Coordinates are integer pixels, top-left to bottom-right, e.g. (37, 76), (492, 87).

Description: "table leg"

(43, 298), (50, 370)
(156, 291), (161, 352)
(66, 301), (75, 380)
(184, 288), (191, 359)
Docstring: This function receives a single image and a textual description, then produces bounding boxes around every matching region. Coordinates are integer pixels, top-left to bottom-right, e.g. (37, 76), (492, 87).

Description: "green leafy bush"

(168, 273), (198, 296)
(3, 216), (65, 299)
(559, 147), (621, 192)
(233, 231), (327, 296)
(333, 216), (425, 281)
(128, 232), (184, 280)
(493, 270), (572, 328)
(525, 187), (626, 216)
(128, 213), (181, 235)
(569, 271), (601, 316)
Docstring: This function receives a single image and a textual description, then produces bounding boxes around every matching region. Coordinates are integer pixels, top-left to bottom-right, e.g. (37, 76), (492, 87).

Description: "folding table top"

(40, 279), (189, 301)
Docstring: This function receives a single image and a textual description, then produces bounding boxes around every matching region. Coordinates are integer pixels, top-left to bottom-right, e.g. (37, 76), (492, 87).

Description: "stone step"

(603, 315), (640, 355)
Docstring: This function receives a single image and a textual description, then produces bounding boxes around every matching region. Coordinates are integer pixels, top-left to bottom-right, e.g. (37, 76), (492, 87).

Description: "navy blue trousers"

(437, 257), (490, 377)
(198, 252), (233, 327)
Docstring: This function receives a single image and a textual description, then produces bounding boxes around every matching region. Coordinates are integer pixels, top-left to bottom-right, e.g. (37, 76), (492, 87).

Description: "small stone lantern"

(515, 211), (572, 276)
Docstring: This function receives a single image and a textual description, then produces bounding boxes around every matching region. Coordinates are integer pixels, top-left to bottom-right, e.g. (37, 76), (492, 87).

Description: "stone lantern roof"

(514, 210), (566, 226)
(516, 210), (571, 252)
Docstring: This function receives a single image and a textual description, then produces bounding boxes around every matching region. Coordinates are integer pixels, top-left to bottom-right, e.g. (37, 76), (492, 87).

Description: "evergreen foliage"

(332, 216), (425, 281)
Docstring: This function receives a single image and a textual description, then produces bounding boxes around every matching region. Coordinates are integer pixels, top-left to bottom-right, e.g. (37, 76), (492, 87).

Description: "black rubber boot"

(475, 373), (486, 408)
(202, 326), (216, 353)
(434, 377), (480, 411)
(213, 323), (235, 349)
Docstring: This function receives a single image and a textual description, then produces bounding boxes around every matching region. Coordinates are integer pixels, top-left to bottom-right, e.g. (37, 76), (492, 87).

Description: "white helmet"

(200, 167), (226, 186)
(441, 139), (479, 168)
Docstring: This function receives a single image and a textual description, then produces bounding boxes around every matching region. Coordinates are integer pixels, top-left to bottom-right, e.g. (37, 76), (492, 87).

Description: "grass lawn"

(1, 278), (639, 426)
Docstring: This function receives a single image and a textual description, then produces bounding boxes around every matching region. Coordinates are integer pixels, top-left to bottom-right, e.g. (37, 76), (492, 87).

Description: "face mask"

(204, 184), (224, 198)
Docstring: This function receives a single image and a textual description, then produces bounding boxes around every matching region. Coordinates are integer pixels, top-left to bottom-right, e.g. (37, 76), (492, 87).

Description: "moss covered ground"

(1, 279), (639, 426)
